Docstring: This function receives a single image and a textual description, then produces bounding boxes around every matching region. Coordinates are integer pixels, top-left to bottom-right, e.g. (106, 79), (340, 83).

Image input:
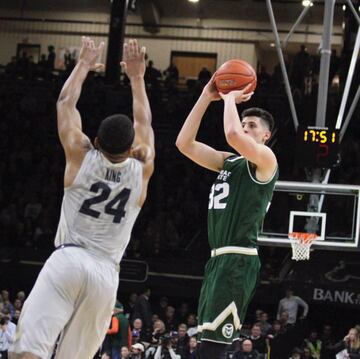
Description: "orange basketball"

(214, 59), (257, 94)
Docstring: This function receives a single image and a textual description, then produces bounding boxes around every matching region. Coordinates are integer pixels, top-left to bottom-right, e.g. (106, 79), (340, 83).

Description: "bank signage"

(313, 287), (360, 306)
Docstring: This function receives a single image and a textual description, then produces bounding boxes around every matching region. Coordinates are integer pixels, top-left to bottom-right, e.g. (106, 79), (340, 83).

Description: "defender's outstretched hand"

(120, 39), (146, 79)
(219, 83), (254, 104)
(79, 36), (105, 71)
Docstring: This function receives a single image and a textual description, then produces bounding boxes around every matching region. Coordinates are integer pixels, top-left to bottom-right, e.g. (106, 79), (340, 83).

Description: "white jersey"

(55, 149), (142, 263)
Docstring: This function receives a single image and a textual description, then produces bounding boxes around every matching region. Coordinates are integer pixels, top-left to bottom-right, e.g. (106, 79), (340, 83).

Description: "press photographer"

(154, 333), (181, 359)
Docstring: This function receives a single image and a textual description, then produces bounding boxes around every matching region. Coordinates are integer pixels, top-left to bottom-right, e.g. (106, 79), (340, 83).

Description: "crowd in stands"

(1, 43), (359, 262)
(0, 47), (222, 260)
(0, 42), (359, 358)
(1, 287), (360, 359)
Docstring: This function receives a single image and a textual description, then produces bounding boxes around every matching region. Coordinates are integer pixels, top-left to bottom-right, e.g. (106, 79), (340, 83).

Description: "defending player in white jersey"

(9, 37), (154, 359)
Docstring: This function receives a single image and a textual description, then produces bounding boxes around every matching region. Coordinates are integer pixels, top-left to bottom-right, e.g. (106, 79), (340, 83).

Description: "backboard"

(258, 181), (360, 251)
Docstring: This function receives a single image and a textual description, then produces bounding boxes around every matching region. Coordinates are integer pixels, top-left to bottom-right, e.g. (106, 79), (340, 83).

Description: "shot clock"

(295, 126), (340, 168)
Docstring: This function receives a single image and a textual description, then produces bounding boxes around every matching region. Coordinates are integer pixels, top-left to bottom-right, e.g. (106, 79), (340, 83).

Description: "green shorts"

(197, 253), (260, 344)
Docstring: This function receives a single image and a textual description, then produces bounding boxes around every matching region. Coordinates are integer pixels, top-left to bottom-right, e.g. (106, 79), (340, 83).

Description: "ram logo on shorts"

(222, 323), (234, 338)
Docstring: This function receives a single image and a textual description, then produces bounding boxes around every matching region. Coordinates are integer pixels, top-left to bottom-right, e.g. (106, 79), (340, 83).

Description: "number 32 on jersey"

(208, 183), (229, 209)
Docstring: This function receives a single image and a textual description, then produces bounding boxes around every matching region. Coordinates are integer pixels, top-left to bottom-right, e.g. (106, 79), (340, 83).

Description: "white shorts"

(9, 246), (119, 359)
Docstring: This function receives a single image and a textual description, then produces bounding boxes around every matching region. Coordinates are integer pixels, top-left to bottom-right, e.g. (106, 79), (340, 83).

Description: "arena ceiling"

(1, 0), (346, 25)
(153, 0), (345, 24)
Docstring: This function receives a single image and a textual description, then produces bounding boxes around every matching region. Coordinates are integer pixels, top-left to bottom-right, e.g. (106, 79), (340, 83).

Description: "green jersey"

(208, 155), (278, 249)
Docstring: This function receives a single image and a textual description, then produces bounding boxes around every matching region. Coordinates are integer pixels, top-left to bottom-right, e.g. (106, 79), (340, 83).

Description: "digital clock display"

(303, 129), (337, 144)
(296, 126), (340, 168)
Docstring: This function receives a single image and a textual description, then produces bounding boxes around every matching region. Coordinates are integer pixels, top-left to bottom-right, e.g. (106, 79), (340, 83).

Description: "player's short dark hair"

(241, 107), (275, 132)
(97, 114), (135, 154)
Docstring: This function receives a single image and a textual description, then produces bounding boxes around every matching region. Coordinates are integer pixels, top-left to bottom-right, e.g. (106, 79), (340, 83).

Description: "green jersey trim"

(211, 246), (258, 256)
(246, 160), (278, 185)
(197, 301), (241, 332)
(200, 338), (241, 345)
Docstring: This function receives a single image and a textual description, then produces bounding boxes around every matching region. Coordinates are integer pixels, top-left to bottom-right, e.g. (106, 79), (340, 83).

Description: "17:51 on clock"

(303, 129), (337, 143)
(296, 126), (340, 168)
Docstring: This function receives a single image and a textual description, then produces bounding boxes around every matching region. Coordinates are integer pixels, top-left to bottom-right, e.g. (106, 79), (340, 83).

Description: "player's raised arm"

(176, 74), (233, 172)
(121, 39), (154, 206)
(220, 89), (277, 179)
(57, 36), (104, 166)
(121, 40), (154, 161)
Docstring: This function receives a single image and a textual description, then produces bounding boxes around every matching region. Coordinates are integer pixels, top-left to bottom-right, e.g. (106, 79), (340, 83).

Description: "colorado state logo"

(222, 323), (234, 338)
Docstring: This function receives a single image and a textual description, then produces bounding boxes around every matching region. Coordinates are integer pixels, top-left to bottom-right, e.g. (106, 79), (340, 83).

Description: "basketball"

(214, 59), (257, 94)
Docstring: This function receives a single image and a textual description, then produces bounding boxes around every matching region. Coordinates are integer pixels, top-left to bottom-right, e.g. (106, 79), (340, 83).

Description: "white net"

(289, 232), (317, 261)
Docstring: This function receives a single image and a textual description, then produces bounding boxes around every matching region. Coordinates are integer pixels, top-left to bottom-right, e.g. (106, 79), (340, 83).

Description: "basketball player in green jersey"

(176, 76), (278, 359)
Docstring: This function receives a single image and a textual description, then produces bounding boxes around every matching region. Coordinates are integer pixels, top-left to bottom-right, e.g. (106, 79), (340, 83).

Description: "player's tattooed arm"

(121, 39), (154, 207)
(57, 36), (104, 156)
(121, 39), (154, 168)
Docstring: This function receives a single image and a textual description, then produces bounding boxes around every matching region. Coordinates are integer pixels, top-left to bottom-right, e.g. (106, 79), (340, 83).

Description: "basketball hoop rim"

(289, 232), (316, 261)
(288, 232), (317, 244)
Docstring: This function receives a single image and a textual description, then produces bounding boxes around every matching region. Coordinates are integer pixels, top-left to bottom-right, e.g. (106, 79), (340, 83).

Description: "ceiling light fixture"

(342, 5), (346, 11)
(302, 0), (313, 7)
(188, 0), (200, 3)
